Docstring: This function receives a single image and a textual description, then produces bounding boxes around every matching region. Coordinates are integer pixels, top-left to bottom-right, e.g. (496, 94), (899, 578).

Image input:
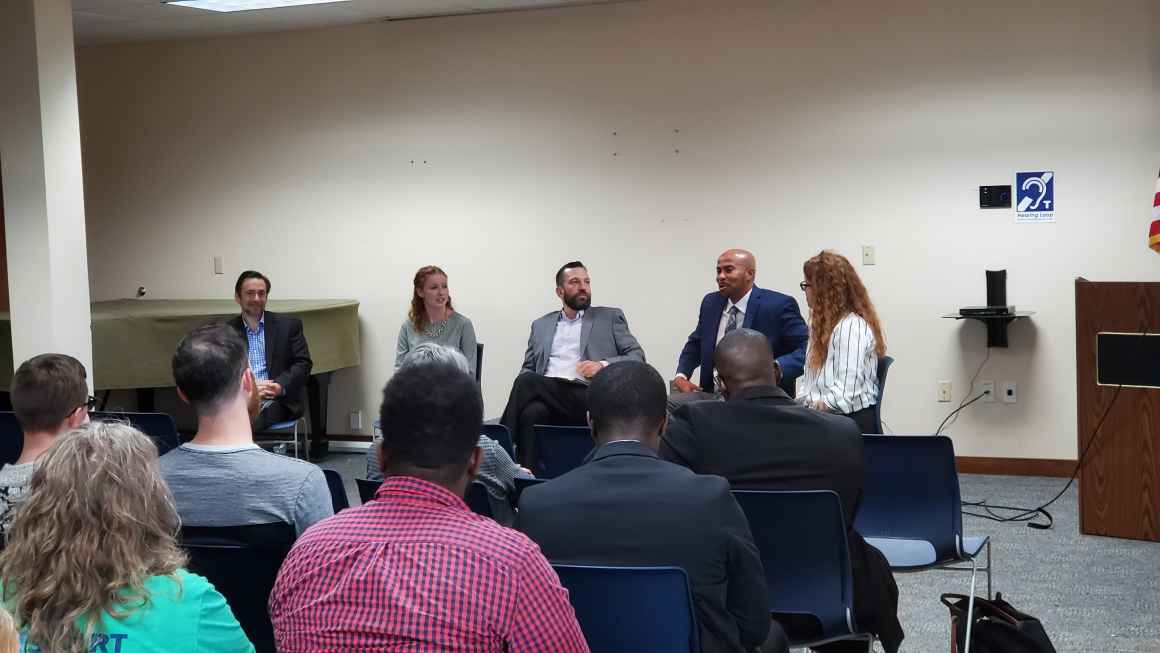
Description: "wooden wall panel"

(1075, 279), (1160, 541)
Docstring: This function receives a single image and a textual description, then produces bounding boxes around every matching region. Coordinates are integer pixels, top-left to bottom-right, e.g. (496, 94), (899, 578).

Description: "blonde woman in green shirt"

(396, 265), (479, 379)
(0, 422), (252, 653)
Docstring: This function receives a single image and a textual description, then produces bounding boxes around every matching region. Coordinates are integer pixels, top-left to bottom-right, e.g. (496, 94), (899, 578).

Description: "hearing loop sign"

(1015, 171), (1055, 223)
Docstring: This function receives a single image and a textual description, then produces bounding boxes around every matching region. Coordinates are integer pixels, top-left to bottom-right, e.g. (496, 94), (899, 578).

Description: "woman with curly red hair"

(797, 250), (887, 433)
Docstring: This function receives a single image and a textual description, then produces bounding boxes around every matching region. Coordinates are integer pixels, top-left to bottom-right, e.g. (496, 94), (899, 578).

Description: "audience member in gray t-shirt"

(160, 443), (332, 535)
(168, 323), (335, 538)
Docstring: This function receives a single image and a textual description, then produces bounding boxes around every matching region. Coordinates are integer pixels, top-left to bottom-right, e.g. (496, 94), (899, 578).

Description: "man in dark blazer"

(661, 329), (903, 653)
(499, 261), (644, 467)
(517, 361), (787, 653)
(228, 270), (313, 433)
(672, 249), (807, 400)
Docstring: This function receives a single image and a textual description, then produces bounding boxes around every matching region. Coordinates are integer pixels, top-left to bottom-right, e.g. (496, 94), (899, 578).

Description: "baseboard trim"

(955, 456), (1076, 478)
(327, 433), (373, 442)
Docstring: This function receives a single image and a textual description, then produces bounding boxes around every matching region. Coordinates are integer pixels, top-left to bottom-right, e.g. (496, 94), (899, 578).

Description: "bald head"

(715, 329), (777, 395)
(716, 249), (757, 302)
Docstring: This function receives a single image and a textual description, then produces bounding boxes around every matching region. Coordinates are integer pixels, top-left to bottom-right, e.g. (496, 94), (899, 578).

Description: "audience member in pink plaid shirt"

(269, 358), (588, 653)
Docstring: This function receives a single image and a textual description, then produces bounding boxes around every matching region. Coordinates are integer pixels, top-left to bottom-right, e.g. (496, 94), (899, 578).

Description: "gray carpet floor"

(316, 453), (1160, 652)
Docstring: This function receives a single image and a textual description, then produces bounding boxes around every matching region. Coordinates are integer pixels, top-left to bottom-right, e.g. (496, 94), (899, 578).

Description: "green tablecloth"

(0, 299), (361, 390)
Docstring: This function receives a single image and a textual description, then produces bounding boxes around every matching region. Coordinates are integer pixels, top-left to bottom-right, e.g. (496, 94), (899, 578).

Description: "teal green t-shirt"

(5, 569), (254, 653)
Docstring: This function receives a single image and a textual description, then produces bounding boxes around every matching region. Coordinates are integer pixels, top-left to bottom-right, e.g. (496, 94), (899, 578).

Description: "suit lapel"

(263, 313), (278, 373)
(579, 310), (595, 358)
(743, 287), (761, 329)
(704, 293), (726, 353)
(536, 315), (555, 374)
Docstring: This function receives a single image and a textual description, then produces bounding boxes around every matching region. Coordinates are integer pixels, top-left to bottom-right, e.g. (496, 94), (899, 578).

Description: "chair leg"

(985, 540), (992, 600)
(293, 421), (300, 460)
(963, 556), (979, 653)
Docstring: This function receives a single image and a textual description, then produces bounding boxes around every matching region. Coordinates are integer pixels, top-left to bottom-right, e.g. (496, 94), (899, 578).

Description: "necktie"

(724, 305), (740, 334)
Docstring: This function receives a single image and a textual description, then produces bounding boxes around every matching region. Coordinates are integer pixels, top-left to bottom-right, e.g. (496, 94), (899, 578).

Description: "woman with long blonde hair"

(798, 250), (887, 433)
(395, 265), (479, 379)
(0, 421), (253, 653)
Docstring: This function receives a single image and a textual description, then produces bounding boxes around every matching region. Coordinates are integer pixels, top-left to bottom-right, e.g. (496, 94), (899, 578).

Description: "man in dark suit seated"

(228, 270), (313, 434)
(517, 360), (787, 653)
(500, 261), (645, 468)
(671, 249), (807, 406)
(661, 329), (904, 653)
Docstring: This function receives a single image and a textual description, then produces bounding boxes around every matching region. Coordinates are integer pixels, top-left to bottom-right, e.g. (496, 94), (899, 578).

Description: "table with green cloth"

(0, 299), (360, 453)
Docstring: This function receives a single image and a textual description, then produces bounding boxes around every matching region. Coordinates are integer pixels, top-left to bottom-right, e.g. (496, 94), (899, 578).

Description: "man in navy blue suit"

(672, 249), (808, 403)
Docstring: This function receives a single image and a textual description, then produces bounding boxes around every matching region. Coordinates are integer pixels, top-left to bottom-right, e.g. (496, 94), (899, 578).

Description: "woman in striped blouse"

(797, 250), (887, 434)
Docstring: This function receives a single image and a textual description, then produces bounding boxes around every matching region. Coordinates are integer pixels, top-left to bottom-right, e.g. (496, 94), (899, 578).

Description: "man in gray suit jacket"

(500, 261), (644, 467)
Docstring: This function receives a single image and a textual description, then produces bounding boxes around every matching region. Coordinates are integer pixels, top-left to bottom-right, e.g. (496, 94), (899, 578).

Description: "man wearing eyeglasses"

(671, 249), (808, 405)
(0, 353), (91, 535)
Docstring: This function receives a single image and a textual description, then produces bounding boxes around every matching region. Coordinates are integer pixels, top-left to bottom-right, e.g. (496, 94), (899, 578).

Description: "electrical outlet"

(937, 381), (952, 402)
(1001, 381), (1017, 403)
(978, 380), (995, 402)
(349, 410), (362, 431)
(862, 245), (876, 266)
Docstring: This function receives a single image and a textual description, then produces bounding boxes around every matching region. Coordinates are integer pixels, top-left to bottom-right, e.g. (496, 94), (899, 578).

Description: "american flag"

(1151, 168), (1160, 253)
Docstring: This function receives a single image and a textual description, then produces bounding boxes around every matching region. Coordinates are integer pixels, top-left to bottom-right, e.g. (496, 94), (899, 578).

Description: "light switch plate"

(862, 245), (876, 266)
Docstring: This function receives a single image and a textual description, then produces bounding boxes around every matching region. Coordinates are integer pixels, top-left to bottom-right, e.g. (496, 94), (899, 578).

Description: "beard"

(564, 292), (591, 312)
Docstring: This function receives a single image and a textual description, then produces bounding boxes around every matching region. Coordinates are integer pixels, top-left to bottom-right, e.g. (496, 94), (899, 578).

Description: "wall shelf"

(941, 311), (1035, 348)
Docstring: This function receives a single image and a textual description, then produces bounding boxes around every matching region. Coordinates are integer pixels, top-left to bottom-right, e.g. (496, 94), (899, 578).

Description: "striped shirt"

(269, 476), (589, 653)
(243, 314), (269, 381)
(797, 312), (879, 415)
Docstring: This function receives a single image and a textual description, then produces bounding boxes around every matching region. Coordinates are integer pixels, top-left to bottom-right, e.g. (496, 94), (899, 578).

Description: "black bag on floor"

(941, 592), (1057, 653)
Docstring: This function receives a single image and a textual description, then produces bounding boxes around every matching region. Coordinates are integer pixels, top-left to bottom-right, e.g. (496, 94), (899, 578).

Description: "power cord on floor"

(961, 383), (1123, 529)
(958, 326), (1147, 530)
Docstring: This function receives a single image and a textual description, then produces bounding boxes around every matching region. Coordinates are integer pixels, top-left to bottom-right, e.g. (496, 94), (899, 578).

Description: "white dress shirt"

(676, 289), (752, 385)
(716, 288), (752, 345)
(545, 310), (585, 379)
(797, 312), (879, 414)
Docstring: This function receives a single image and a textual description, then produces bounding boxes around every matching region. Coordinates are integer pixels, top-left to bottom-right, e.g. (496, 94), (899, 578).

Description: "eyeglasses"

(799, 281), (811, 291)
(75, 395), (97, 413)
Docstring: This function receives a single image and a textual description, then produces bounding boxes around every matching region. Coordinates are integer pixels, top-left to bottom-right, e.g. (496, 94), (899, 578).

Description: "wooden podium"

(1075, 279), (1160, 541)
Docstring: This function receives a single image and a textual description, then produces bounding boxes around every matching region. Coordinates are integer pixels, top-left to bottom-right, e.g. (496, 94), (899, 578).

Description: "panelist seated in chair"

(517, 361), (787, 653)
(500, 261), (645, 468)
(161, 324), (332, 536)
(671, 249), (808, 406)
(396, 265), (479, 380)
(661, 329), (903, 653)
(796, 250), (886, 434)
(228, 270), (313, 432)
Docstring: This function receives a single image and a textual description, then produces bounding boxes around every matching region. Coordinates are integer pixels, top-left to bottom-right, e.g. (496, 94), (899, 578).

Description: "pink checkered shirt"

(269, 475), (589, 652)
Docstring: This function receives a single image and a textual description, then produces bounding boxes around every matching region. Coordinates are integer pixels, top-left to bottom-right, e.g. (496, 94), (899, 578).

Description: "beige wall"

(75, 0), (1160, 458)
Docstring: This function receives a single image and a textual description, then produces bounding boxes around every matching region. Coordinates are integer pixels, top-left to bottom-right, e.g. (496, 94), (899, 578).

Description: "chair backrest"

(91, 411), (181, 456)
(872, 356), (894, 434)
(553, 565), (699, 653)
(0, 412), (23, 466)
(532, 424), (593, 479)
(0, 410), (181, 464)
(732, 489), (857, 642)
(475, 342), (484, 383)
(480, 423), (516, 460)
(180, 522), (296, 653)
(356, 477), (382, 504)
(854, 434), (963, 560)
(512, 476), (547, 506)
(321, 468), (350, 513)
(465, 480), (492, 518)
